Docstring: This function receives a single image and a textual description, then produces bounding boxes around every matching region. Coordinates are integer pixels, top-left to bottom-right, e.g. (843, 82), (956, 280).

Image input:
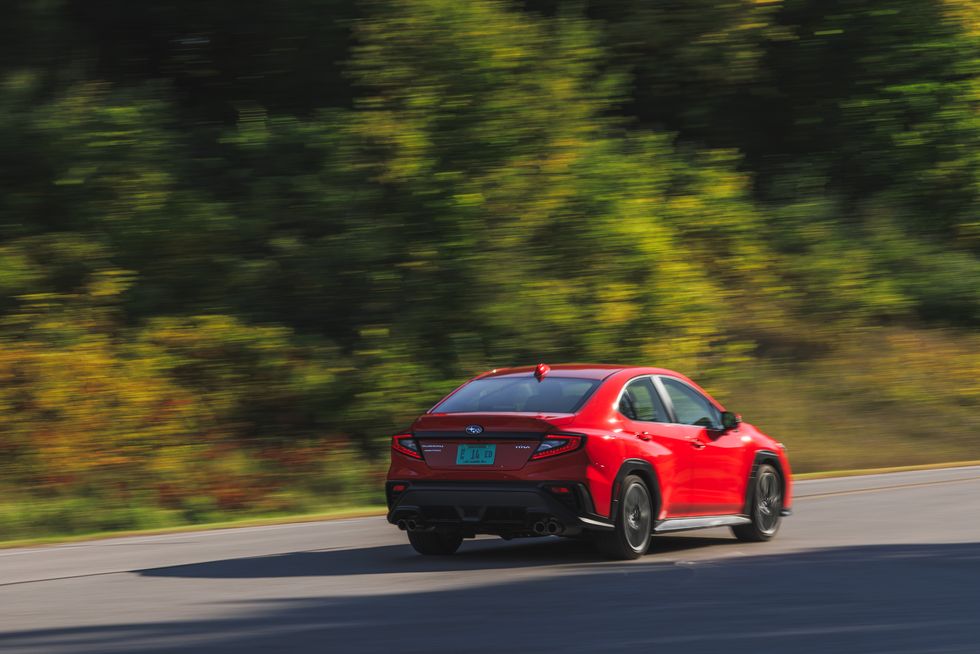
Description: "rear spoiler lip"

(412, 430), (586, 441)
(412, 412), (576, 431)
(423, 411), (576, 417)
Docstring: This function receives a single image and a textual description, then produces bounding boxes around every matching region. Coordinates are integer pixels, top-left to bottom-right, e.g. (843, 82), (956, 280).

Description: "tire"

(407, 529), (463, 555)
(595, 475), (654, 560)
(732, 463), (783, 542)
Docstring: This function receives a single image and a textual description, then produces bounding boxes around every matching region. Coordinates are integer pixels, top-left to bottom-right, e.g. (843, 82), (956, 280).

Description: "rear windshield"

(434, 376), (600, 414)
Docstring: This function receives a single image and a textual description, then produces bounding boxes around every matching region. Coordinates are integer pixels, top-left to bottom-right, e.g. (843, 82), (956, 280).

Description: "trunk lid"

(412, 412), (573, 470)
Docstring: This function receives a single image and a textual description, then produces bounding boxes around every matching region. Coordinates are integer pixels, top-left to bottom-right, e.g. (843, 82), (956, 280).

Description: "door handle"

(637, 432), (652, 441)
(689, 438), (705, 449)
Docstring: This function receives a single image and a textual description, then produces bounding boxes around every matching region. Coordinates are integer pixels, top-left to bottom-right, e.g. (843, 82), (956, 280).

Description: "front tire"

(732, 463), (782, 542)
(595, 475), (653, 560)
(407, 529), (463, 555)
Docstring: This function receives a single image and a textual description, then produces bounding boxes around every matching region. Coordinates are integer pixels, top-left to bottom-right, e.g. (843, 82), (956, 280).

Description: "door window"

(618, 378), (669, 422)
(661, 378), (722, 429)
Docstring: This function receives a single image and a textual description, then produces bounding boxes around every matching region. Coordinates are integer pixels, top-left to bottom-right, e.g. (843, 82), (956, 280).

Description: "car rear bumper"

(386, 480), (613, 537)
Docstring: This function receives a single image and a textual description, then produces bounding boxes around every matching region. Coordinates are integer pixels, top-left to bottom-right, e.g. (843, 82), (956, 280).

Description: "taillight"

(531, 434), (583, 460)
(392, 434), (422, 460)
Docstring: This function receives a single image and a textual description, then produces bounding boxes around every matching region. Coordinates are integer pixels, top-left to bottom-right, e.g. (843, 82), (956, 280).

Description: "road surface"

(2, 466), (980, 653)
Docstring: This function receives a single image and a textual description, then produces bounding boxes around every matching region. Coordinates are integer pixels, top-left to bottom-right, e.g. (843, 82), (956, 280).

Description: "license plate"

(456, 443), (496, 465)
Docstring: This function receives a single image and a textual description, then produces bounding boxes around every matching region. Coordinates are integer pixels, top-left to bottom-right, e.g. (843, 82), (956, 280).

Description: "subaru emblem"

(465, 424), (484, 435)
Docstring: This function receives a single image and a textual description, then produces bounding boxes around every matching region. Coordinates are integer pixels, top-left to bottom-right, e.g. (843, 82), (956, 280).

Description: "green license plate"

(456, 443), (496, 465)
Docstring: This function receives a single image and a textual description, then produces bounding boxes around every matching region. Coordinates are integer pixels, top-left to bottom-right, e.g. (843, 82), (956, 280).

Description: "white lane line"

(0, 545), (360, 588)
(0, 518), (386, 557)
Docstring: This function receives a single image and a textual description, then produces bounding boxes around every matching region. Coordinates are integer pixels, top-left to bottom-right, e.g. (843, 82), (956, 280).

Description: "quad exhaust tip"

(532, 519), (564, 535)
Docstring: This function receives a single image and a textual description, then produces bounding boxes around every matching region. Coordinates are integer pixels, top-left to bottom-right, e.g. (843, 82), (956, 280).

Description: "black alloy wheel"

(595, 474), (653, 560)
(732, 463), (783, 542)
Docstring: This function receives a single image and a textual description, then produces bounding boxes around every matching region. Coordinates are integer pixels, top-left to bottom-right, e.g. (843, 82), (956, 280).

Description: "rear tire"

(407, 529), (463, 555)
(595, 475), (653, 560)
(732, 463), (782, 542)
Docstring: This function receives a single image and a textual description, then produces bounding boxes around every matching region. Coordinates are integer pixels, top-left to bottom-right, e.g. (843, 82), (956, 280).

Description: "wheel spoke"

(623, 484), (651, 550)
(755, 470), (780, 534)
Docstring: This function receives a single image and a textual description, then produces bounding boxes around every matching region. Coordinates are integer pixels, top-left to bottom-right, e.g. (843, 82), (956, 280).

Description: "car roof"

(478, 364), (682, 381)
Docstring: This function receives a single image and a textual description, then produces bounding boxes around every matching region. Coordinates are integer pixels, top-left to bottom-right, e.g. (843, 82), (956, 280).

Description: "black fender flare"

(610, 459), (662, 521)
(742, 450), (785, 515)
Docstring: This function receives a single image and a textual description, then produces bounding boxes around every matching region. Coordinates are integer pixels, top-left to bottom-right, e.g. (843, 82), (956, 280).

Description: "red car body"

(387, 364), (792, 557)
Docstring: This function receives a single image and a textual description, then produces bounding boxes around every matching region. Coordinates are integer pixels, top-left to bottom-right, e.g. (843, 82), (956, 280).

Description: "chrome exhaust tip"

(532, 520), (547, 535)
(397, 520), (408, 531)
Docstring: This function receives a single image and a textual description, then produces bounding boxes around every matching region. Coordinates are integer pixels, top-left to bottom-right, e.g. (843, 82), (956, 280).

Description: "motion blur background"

(0, 0), (977, 541)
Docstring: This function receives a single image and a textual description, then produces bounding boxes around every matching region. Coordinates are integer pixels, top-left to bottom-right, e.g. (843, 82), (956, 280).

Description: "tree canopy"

(0, 0), (977, 537)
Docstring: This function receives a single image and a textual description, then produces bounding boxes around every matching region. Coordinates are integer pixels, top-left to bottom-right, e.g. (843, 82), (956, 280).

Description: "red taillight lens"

(547, 485), (572, 494)
(392, 434), (422, 460)
(531, 434), (583, 460)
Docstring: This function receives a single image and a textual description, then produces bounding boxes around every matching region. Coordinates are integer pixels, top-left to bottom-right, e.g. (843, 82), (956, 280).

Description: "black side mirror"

(721, 411), (741, 431)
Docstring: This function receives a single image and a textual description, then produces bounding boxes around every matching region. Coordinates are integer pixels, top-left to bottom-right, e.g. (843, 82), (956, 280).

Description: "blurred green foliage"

(0, 0), (978, 538)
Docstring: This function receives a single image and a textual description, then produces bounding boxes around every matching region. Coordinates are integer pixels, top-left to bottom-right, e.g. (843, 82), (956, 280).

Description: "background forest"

(0, 0), (977, 539)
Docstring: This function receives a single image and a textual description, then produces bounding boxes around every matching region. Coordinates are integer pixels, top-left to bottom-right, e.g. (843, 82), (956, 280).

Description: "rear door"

(616, 377), (698, 516)
(657, 376), (746, 515)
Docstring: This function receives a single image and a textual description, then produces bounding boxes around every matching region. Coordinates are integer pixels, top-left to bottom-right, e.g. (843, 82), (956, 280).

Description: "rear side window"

(434, 376), (600, 414)
(618, 378), (668, 422)
(661, 377), (721, 428)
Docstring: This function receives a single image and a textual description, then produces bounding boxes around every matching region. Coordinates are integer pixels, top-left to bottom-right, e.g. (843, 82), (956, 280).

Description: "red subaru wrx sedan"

(386, 363), (793, 559)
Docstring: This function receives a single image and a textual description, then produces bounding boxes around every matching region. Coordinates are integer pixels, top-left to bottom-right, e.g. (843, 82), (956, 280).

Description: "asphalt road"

(2, 466), (980, 654)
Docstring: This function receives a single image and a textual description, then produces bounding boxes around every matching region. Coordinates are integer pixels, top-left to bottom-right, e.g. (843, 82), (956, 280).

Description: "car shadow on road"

(3, 542), (980, 654)
(138, 533), (733, 579)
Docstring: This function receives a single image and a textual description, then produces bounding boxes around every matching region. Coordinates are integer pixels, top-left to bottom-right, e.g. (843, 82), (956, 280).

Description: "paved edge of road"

(4, 458), (980, 551)
(794, 459), (980, 480)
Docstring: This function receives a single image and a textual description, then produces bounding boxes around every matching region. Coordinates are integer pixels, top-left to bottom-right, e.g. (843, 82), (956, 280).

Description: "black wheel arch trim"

(743, 450), (787, 516)
(610, 459), (662, 522)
